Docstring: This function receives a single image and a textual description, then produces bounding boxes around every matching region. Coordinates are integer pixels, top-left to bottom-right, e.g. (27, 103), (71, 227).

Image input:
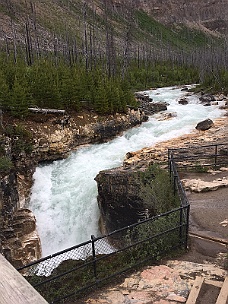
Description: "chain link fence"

(16, 144), (215, 303)
(18, 207), (188, 303)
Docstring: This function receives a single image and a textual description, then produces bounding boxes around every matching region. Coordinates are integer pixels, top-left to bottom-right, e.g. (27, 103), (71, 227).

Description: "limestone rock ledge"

(33, 108), (147, 162)
(123, 117), (228, 167)
(85, 260), (227, 304)
(1, 208), (41, 268)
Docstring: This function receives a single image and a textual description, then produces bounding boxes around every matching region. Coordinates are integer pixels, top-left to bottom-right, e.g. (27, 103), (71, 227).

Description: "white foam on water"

(29, 85), (225, 259)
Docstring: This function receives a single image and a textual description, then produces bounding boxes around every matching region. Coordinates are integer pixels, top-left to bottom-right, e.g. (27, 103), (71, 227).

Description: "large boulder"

(195, 118), (214, 131)
(95, 166), (155, 234)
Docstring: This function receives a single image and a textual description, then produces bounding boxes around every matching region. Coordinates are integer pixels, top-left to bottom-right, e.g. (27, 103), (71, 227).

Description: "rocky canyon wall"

(0, 108), (148, 266)
(0, 172), (41, 268)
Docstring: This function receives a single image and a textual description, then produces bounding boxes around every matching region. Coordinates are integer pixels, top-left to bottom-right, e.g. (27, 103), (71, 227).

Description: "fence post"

(179, 207), (183, 246)
(91, 235), (97, 281)
(185, 205), (190, 250)
(168, 149), (172, 179)
(173, 174), (178, 196)
(214, 144), (218, 170)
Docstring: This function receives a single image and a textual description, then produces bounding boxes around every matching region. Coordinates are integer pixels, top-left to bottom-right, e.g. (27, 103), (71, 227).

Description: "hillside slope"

(0, 0), (227, 56)
(128, 0), (228, 34)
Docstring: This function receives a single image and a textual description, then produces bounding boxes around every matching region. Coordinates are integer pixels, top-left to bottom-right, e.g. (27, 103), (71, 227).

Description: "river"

(29, 85), (225, 257)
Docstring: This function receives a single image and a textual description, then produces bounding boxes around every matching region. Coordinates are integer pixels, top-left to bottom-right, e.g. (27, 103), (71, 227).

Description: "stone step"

(186, 276), (228, 304)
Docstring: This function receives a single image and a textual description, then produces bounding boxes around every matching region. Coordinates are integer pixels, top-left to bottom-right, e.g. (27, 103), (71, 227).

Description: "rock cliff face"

(95, 167), (144, 233)
(0, 172), (41, 267)
(32, 109), (147, 162)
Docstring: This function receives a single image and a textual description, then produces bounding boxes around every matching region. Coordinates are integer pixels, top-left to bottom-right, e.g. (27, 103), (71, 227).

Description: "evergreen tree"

(94, 80), (109, 114)
(59, 67), (81, 110)
(30, 61), (61, 108)
(0, 70), (9, 111)
(9, 77), (29, 118)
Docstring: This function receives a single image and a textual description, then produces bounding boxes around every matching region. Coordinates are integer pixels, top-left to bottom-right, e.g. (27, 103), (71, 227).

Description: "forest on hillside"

(0, 0), (228, 118)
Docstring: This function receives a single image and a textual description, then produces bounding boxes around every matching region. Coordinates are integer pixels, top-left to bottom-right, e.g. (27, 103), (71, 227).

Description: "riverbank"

(81, 116), (228, 304)
(123, 116), (228, 167)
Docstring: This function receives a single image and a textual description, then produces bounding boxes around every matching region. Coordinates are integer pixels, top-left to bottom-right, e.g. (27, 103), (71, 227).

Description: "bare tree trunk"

(11, 19), (17, 63)
(4, 34), (10, 58)
(25, 20), (33, 65)
(121, 0), (135, 79)
(30, 0), (41, 59)
(103, 0), (116, 78)
(83, 0), (89, 71)
(0, 110), (3, 131)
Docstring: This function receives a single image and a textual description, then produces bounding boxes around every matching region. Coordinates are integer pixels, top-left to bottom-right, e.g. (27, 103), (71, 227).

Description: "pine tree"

(0, 70), (9, 111)
(94, 81), (109, 114)
(9, 77), (28, 118)
(59, 66), (81, 110)
(30, 61), (61, 108)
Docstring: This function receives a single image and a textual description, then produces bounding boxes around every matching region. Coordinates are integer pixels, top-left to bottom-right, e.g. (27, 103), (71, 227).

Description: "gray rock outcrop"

(0, 172), (41, 267)
(95, 166), (156, 234)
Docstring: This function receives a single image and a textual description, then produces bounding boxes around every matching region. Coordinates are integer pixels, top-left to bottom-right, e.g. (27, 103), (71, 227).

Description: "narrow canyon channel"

(29, 85), (225, 258)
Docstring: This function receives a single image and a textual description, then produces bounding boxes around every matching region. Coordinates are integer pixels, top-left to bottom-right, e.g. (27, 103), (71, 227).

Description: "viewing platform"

(0, 254), (48, 304)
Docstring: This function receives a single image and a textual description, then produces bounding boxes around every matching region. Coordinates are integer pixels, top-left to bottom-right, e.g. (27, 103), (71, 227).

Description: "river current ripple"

(29, 85), (225, 257)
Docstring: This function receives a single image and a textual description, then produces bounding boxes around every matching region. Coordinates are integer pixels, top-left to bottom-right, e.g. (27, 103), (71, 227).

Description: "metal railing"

(17, 145), (205, 303)
(168, 143), (228, 171)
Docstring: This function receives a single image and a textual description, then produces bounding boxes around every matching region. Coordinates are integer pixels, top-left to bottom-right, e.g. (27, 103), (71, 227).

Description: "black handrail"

(16, 143), (228, 302)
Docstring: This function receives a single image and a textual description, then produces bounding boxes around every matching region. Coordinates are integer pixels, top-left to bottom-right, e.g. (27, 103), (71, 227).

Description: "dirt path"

(179, 170), (228, 266)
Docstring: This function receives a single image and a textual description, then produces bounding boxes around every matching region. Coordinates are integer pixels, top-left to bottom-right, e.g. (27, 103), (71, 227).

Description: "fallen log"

(28, 107), (65, 114)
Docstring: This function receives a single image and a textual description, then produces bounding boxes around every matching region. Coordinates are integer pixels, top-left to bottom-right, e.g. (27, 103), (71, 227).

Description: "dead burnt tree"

(11, 19), (17, 63)
(103, 0), (116, 78)
(121, 0), (135, 79)
(89, 0), (98, 70)
(25, 19), (33, 65)
(3, 33), (11, 58)
(82, 0), (89, 71)
(29, 0), (41, 59)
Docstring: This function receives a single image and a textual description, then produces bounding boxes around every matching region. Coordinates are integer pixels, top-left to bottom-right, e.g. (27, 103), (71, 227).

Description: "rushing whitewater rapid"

(29, 86), (225, 257)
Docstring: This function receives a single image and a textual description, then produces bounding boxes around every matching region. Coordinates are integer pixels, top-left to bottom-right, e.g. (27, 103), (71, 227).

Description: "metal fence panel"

(19, 143), (226, 302)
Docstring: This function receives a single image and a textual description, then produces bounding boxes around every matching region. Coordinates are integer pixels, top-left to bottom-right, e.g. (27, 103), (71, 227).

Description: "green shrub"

(4, 124), (33, 155)
(0, 156), (13, 174)
(139, 163), (180, 214)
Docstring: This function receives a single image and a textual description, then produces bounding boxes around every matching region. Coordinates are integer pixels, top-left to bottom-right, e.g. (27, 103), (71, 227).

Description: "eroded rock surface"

(182, 176), (228, 192)
(95, 166), (155, 233)
(2, 208), (41, 268)
(84, 260), (227, 304)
